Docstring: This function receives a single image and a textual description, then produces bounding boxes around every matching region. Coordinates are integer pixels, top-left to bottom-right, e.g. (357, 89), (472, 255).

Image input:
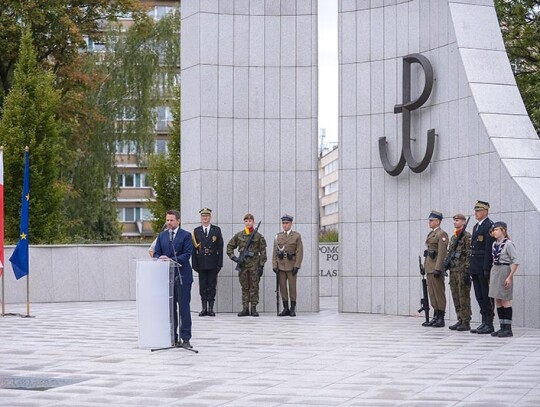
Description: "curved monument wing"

(450, 2), (540, 212)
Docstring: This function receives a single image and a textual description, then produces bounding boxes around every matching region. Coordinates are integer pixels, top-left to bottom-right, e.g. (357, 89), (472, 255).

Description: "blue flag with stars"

(10, 149), (30, 280)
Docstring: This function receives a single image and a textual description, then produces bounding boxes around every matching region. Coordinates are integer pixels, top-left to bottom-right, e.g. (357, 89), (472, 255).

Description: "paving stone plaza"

(1, 298), (540, 406)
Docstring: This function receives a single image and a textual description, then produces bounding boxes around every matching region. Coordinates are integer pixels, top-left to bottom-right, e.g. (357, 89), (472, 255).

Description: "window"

(148, 6), (176, 20)
(324, 203), (338, 216)
(118, 207), (154, 222)
(118, 173), (149, 188)
(155, 106), (173, 131)
(324, 181), (338, 195)
(324, 160), (338, 175)
(116, 141), (138, 154)
(154, 139), (169, 155)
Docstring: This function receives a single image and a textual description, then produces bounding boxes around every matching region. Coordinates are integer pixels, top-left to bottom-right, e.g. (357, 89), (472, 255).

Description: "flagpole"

(26, 272), (30, 317)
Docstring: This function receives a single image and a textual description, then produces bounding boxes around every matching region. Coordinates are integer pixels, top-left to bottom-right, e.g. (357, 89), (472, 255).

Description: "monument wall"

(338, 0), (540, 327)
(181, 0), (320, 312)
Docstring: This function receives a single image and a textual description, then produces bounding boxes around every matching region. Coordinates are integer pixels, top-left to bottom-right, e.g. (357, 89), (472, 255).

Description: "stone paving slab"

(0, 298), (539, 406)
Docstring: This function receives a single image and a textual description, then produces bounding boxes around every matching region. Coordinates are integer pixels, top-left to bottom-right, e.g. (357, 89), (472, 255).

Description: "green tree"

(0, 29), (66, 243)
(146, 90), (180, 232)
(495, 0), (540, 135)
(62, 11), (180, 240)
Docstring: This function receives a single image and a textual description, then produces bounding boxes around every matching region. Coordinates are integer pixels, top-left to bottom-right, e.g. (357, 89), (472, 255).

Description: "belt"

(493, 262), (510, 266)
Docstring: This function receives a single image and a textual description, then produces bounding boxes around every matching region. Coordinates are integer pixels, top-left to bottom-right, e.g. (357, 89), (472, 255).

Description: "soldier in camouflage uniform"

(446, 213), (472, 331)
(227, 213), (267, 317)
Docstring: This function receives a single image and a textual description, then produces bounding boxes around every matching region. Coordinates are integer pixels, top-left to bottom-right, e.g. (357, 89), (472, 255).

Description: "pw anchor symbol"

(379, 53), (436, 176)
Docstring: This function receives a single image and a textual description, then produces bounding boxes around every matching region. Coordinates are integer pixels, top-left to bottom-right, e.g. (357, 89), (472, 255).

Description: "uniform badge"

(478, 236), (484, 242)
(212, 236), (217, 242)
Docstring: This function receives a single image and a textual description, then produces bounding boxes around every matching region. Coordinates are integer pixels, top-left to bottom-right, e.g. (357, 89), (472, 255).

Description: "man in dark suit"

(192, 207), (224, 317)
(469, 200), (495, 334)
(153, 209), (194, 348)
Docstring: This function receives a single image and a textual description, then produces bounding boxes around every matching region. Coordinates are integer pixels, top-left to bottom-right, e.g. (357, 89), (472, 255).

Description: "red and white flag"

(0, 148), (4, 276)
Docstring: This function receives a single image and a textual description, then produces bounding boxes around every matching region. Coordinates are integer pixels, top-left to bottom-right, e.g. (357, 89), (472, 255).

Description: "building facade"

(319, 145), (339, 231)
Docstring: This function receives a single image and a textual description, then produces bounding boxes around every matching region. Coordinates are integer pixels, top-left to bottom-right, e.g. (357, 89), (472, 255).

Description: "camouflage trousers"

(238, 268), (260, 305)
(449, 270), (472, 323)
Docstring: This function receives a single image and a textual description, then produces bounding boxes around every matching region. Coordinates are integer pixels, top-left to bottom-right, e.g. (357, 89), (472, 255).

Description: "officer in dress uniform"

(469, 200), (495, 334)
(227, 214), (267, 317)
(423, 211), (449, 328)
(272, 214), (304, 317)
(192, 208), (224, 317)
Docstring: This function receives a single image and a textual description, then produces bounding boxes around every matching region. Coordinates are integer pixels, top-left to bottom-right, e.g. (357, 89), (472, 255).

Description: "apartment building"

(319, 145), (339, 231)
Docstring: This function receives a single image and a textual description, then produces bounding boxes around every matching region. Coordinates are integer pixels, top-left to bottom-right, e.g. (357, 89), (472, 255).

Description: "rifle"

(443, 217), (470, 271)
(235, 221), (261, 272)
(418, 256), (430, 325)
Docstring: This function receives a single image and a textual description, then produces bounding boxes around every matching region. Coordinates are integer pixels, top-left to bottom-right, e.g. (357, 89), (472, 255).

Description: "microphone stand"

(151, 229), (198, 354)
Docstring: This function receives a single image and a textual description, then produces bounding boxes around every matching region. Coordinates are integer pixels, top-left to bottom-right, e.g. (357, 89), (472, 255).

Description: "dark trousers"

(471, 273), (493, 317)
(198, 268), (218, 301)
(173, 275), (192, 341)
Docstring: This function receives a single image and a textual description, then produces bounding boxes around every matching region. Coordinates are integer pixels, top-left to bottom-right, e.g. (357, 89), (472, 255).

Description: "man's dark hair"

(167, 210), (180, 220)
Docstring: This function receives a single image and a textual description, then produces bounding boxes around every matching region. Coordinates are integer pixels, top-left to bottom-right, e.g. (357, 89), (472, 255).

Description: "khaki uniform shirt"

(424, 227), (449, 274)
(272, 230), (304, 271)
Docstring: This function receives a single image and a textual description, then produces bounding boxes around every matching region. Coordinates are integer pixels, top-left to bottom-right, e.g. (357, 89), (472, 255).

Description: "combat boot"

(237, 304), (250, 317)
(199, 300), (208, 317)
(449, 319), (462, 330)
(432, 310), (445, 328)
(470, 315), (485, 333)
(497, 324), (513, 338)
(278, 301), (290, 316)
(250, 304), (259, 317)
(208, 300), (216, 317)
(456, 321), (470, 331)
(477, 315), (494, 334)
(289, 301), (297, 317)
(422, 310), (436, 327)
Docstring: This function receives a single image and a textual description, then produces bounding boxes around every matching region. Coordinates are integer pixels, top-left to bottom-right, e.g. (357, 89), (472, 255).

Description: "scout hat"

(281, 214), (293, 222)
(428, 210), (443, 220)
(199, 207), (212, 215)
(453, 213), (466, 220)
(491, 221), (507, 230)
(243, 213), (254, 220)
(474, 200), (490, 211)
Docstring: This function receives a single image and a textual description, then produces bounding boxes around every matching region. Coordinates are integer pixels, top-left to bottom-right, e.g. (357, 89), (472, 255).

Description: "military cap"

(428, 210), (443, 220)
(243, 213), (254, 220)
(474, 200), (490, 210)
(199, 207), (212, 215)
(491, 221), (507, 230)
(281, 214), (293, 222)
(453, 213), (466, 220)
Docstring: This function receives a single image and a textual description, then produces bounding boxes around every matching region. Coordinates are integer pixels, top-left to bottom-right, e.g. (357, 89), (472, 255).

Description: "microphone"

(168, 229), (174, 242)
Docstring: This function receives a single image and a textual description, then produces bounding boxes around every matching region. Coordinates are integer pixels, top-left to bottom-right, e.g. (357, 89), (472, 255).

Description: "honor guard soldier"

(469, 200), (495, 334)
(447, 213), (472, 331)
(227, 214), (267, 317)
(423, 211), (449, 328)
(272, 214), (304, 317)
(192, 208), (224, 317)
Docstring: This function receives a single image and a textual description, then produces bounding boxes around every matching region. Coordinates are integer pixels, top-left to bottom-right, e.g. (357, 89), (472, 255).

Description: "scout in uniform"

(272, 214), (304, 317)
(423, 211), (449, 328)
(192, 208), (224, 317)
(447, 213), (472, 331)
(227, 214), (267, 317)
(469, 200), (495, 334)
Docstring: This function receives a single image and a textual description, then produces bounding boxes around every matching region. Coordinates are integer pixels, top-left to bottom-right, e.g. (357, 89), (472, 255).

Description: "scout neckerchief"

(492, 238), (509, 263)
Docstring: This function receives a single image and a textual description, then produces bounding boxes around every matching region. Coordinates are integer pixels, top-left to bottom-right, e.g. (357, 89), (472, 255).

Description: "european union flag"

(10, 149), (29, 280)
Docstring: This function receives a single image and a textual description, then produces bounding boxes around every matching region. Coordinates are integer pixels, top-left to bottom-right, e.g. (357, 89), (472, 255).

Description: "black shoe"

(199, 300), (208, 317)
(279, 301), (290, 316)
(208, 301), (216, 317)
(423, 311), (439, 327)
(456, 322), (470, 331)
(477, 316), (494, 334)
(289, 301), (296, 317)
(470, 316), (486, 333)
(237, 306), (250, 317)
(449, 320), (462, 330)
(497, 325), (513, 337)
(181, 339), (192, 348)
(250, 305), (259, 317)
(432, 311), (445, 328)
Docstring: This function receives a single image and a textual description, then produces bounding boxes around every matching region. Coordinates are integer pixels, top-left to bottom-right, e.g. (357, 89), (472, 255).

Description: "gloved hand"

(231, 256), (239, 263)
(257, 266), (264, 277)
(463, 272), (471, 284)
(273, 268), (279, 274)
(483, 270), (490, 278)
(292, 267), (299, 276)
(433, 270), (442, 278)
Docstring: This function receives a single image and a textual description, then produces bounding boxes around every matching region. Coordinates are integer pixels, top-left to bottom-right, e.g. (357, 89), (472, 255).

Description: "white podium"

(136, 259), (174, 349)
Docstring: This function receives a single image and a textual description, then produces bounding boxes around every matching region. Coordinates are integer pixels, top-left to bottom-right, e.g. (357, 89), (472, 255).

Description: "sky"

(317, 0), (339, 144)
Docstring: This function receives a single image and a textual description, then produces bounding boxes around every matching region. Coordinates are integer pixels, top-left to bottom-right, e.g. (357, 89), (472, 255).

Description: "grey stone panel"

(200, 0), (218, 13)
(200, 13), (219, 65)
(181, 13), (199, 70)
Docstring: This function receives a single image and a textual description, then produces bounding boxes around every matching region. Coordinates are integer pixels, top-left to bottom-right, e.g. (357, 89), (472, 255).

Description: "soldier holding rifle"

(227, 214), (267, 317)
(423, 211), (449, 328)
(445, 213), (472, 331)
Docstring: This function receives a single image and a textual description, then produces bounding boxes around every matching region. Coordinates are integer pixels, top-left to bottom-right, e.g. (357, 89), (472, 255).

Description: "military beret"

(453, 213), (466, 220)
(428, 210), (443, 220)
(243, 213), (254, 220)
(281, 214), (293, 222)
(491, 221), (507, 230)
(474, 200), (490, 210)
(199, 207), (212, 215)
